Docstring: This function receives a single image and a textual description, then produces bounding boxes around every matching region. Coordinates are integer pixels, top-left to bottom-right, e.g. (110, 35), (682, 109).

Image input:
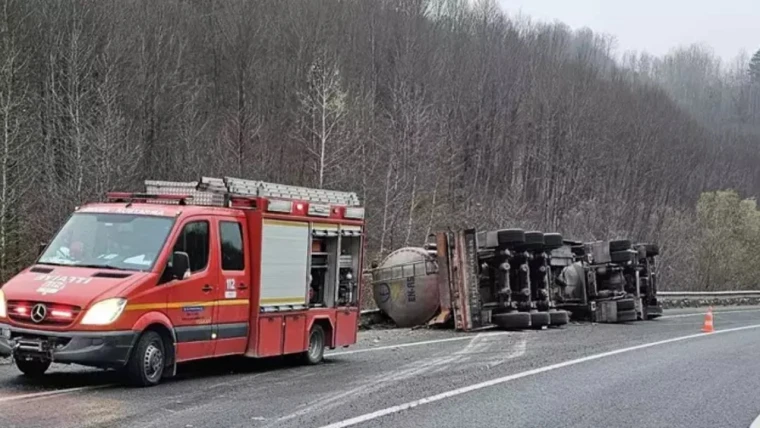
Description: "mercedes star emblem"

(30, 303), (47, 323)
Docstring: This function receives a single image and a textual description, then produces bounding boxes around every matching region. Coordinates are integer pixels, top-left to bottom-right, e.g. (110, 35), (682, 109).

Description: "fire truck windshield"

(38, 212), (174, 272)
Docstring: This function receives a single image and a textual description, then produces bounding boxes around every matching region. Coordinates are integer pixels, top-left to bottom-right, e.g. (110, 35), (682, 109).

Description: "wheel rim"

(143, 342), (164, 381)
(308, 331), (323, 361)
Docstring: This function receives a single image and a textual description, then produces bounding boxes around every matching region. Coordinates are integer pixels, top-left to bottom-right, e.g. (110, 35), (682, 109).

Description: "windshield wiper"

(76, 264), (126, 271)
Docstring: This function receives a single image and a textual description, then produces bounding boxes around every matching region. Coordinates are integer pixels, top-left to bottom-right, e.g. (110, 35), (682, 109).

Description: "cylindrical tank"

(370, 247), (440, 327)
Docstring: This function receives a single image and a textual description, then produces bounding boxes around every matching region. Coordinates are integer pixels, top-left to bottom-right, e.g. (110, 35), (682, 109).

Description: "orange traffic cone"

(701, 307), (714, 333)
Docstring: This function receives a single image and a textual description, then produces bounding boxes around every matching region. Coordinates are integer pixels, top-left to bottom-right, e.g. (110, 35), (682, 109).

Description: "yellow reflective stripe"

(125, 303), (168, 311)
(125, 299), (250, 311)
(216, 299), (250, 306)
(260, 297), (305, 304)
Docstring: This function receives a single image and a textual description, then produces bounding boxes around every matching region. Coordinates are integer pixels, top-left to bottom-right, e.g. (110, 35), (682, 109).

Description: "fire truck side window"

(173, 221), (209, 272)
(219, 221), (244, 271)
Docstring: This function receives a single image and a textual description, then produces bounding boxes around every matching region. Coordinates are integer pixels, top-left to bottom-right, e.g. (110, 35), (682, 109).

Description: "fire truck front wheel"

(301, 325), (326, 365)
(15, 356), (51, 378)
(125, 330), (165, 387)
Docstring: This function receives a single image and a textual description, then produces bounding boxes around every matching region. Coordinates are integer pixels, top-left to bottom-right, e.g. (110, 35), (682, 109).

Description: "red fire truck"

(0, 177), (365, 386)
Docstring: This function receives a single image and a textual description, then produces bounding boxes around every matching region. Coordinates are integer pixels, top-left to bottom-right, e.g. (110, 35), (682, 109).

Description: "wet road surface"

(1, 307), (759, 428)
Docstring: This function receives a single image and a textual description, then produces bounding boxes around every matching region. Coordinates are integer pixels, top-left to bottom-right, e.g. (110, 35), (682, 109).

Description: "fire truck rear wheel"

(302, 325), (326, 365)
(492, 312), (531, 330)
(549, 309), (569, 326)
(15, 356), (51, 378)
(126, 330), (165, 387)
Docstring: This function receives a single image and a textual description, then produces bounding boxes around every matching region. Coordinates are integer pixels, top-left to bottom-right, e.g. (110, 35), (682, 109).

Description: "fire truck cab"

(0, 177), (365, 386)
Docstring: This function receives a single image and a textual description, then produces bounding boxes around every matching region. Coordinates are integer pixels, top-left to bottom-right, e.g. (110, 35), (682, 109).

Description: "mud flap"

(427, 309), (451, 326)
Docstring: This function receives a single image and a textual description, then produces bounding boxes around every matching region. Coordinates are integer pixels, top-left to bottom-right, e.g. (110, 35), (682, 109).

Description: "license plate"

(16, 339), (44, 352)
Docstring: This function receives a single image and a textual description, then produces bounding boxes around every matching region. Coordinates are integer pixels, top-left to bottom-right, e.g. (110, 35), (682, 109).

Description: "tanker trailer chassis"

(433, 227), (570, 331)
(551, 240), (638, 323)
(527, 233), (570, 326)
(475, 228), (537, 330)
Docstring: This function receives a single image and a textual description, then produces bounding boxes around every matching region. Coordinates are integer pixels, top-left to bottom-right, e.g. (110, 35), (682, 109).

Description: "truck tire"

(543, 233), (563, 249)
(609, 239), (632, 252)
(549, 309), (569, 326)
(478, 231), (499, 248)
(610, 250), (632, 263)
(126, 330), (165, 387)
(497, 229), (525, 246)
(301, 324), (325, 365)
(524, 231), (544, 245)
(15, 357), (51, 378)
(492, 312), (531, 330)
(639, 243), (659, 257)
(529, 311), (550, 328)
(616, 299), (636, 311)
(617, 309), (637, 322)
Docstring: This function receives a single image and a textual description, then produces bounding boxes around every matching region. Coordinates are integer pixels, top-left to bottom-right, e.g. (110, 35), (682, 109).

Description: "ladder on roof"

(144, 180), (227, 206)
(143, 177), (361, 207)
(218, 177), (361, 207)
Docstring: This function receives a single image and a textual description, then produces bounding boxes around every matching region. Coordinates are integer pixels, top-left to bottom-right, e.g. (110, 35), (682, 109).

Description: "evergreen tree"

(750, 48), (760, 83)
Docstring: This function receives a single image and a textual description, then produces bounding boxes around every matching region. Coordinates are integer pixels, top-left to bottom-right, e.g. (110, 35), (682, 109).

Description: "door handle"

(237, 283), (248, 290)
(202, 285), (213, 293)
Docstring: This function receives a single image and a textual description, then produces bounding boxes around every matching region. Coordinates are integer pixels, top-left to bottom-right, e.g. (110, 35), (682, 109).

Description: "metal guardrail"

(658, 290), (760, 297)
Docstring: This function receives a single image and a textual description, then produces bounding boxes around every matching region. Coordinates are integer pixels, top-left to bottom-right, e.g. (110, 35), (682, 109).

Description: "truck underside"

(371, 227), (663, 332)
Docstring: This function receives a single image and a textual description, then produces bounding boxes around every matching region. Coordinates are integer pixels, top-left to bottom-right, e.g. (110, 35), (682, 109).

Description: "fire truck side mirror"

(171, 251), (191, 280)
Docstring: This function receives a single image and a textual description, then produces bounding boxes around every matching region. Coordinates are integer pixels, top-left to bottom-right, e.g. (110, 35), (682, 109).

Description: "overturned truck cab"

(549, 239), (662, 322)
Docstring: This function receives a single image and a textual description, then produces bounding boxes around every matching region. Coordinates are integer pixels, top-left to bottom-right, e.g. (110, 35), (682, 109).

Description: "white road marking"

(271, 332), (518, 426)
(318, 323), (760, 428)
(326, 332), (509, 357)
(749, 412), (760, 428)
(271, 333), (492, 425)
(0, 384), (112, 403)
(660, 308), (760, 319)
(486, 335), (527, 368)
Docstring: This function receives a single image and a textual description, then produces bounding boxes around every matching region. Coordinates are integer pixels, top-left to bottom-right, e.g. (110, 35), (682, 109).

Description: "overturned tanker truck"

(370, 228), (571, 331)
(369, 228), (663, 331)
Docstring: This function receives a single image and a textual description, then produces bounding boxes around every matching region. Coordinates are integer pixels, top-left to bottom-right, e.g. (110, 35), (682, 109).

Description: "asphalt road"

(0, 307), (759, 428)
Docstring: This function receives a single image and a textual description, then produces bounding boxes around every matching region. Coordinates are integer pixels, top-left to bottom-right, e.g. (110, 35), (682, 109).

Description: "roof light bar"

(308, 203), (331, 217)
(267, 199), (293, 213)
(345, 207), (365, 220)
(106, 192), (191, 202)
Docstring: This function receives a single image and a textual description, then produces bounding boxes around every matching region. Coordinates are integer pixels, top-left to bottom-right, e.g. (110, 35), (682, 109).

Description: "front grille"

(7, 301), (81, 327)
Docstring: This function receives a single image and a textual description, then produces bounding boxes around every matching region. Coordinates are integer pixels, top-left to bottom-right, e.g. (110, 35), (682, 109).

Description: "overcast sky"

(497, 0), (759, 61)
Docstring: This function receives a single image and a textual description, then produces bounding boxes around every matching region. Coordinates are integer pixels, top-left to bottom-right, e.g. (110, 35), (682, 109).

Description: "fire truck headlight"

(0, 290), (6, 318)
(81, 298), (127, 325)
